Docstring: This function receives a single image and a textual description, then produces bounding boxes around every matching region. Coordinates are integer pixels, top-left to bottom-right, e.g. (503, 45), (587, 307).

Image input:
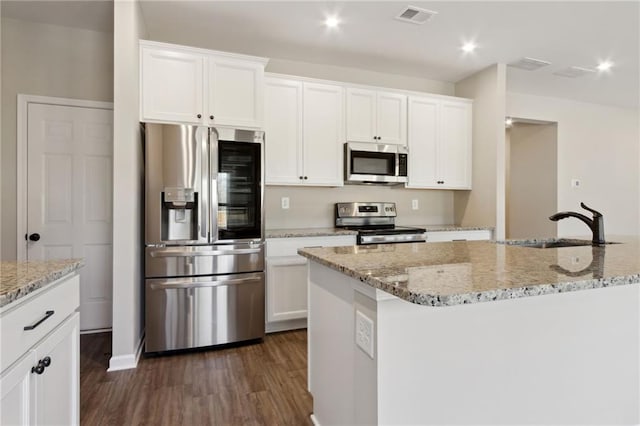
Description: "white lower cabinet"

(266, 235), (356, 332)
(0, 274), (80, 426)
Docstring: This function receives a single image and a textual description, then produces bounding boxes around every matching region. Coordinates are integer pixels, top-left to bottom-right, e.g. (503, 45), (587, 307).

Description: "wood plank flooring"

(80, 331), (313, 426)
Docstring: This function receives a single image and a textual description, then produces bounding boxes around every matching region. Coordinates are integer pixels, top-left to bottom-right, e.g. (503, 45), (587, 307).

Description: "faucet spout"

(548, 203), (605, 246)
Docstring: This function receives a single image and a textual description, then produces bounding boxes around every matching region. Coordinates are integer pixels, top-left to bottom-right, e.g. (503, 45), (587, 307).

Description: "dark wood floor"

(80, 331), (313, 426)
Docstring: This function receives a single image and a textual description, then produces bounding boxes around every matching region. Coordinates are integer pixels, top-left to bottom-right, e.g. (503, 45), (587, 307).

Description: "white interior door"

(26, 102), (113, 331)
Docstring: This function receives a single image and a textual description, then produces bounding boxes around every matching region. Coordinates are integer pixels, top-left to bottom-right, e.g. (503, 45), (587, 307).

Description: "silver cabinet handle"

(150, 248), (262, 257)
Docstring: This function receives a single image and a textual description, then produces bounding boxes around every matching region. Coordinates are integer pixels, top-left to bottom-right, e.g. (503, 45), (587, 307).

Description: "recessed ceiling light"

(325, 16), (339, 28)
(597, 61), (613, 72)
(505, 117), (513, 127)
(461, 42), (477, 53)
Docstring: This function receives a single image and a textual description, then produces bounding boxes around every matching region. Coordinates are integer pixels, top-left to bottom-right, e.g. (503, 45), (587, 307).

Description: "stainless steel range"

(335, 202), (426, 245)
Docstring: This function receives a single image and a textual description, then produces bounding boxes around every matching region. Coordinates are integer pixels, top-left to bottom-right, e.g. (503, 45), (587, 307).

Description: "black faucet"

(549, 202), (605, 245)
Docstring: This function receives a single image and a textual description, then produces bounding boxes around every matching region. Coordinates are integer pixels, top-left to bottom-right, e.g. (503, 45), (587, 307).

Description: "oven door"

(345, 142), (400, 184)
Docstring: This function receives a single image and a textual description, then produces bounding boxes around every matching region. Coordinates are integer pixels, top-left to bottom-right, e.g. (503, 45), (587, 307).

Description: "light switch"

(571, 179), (581, 188)
(412, 199), (419, 210)
(281, 197), (290, 209)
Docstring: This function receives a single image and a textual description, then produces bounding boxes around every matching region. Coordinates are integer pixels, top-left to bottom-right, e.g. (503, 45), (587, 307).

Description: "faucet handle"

(580, 202), (602, 217)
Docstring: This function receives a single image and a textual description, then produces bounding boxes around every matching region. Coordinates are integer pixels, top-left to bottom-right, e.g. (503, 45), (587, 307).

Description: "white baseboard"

(107, 332), (145, 371)
(310, 414), (320, 426)
(266, 318), (307, 333)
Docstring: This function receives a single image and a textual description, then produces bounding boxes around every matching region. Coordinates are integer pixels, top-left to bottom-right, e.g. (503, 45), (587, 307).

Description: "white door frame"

(16, 94), (114, 261)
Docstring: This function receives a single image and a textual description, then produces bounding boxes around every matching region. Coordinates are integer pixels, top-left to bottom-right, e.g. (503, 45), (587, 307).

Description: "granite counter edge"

(297, 250), (640, 307)
(0, 261), (84, 308)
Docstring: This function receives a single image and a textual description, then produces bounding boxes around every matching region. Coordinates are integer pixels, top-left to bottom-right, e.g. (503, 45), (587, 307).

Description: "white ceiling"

(2, 1), (638, 108)
(1, 0), (113, 33)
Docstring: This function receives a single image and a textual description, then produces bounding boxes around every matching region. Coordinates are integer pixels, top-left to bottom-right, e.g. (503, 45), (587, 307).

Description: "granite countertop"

(297, 236), (640, 307)
(266, 225), (493, 239)
(416, 225), (494, 232)
(266, 228), (358, 238)
(0, 259), (84, 308)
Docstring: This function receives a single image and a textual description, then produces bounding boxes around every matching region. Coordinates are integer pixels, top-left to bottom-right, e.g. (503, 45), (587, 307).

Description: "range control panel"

(336, 202), (397, 218)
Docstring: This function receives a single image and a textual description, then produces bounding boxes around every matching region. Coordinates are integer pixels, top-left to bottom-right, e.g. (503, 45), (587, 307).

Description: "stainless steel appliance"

(344, 142), (408, 185)
(143, 123), (265, 353)
(335, 202), (426, 245)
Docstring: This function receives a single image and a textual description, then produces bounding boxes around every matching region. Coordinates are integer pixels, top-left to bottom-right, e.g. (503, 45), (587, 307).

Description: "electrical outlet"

(355, 310), (375, 359)
(571, 256), (580, 265)
(571, 179), (581, 188)
(281, 197), (290, 209)
(411, 199), (419, 210)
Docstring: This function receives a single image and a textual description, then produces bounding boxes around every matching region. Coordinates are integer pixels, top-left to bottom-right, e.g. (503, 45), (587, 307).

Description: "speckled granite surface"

(266, 228), (358, 238)
(266, 225), (493, 238)
(0, 259), (84, 308)
(419, 225), (494, 232)
(298, 236), (640, 306)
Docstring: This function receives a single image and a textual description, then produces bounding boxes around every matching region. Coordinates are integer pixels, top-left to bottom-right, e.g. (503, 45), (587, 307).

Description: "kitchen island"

(1, 259), (83, 425)
(298, 238), (640, 425)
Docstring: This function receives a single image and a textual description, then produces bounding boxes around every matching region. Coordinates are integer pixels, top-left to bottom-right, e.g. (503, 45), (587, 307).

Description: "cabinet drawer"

(266, 235), (356, 258)
(1, 274), (80, 372)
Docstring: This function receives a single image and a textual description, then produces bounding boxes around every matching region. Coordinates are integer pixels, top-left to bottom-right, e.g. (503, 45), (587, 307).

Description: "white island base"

(307, 262), (639, 425)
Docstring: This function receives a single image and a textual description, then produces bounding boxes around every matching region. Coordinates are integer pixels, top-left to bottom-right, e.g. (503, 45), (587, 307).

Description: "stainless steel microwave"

(344, 142), (408, 185)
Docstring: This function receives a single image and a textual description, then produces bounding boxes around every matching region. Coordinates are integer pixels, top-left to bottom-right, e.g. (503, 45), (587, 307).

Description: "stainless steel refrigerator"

(143, 123), (265, 353)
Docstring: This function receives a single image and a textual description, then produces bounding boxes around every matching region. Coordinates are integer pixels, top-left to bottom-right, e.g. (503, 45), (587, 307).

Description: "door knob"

(28, 233), (41, 242)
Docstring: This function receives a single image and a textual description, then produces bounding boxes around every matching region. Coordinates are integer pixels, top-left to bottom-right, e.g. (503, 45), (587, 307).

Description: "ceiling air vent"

(553, 66), (596, 78)
(395, 5), (438, 25)
(508, 57), (552, 71)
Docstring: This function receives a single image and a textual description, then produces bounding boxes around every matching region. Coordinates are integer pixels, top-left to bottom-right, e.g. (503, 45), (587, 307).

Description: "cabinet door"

(140, 47), (204, 124)
(346, 88), (377, 142)
(266, 257), (308, 322)
(303, 82), (344, 186)
(376, 91), (407, 145)
(439, 101), (472, 189)
(0, 351), (36, 426)
(208, 57), (264, 128)
(34, 313), (79, 426)
(264, 78), (303, 184)
(407, 96), (439, 188)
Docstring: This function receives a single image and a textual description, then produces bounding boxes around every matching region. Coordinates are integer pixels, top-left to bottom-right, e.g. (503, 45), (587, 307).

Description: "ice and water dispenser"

(161, 187), (198, 241)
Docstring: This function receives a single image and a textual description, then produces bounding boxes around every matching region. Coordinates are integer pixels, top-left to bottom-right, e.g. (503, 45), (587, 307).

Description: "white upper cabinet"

(141, 47), (204, 124)
(140, 41), (267, 129)
(264, 76), (344, 186)
(346, 88), (407, 145)
(407, 95), (472, 190)
(302, 82), (344, 186)
(264, 78), (303, 184)
(208, 57), (264, 128)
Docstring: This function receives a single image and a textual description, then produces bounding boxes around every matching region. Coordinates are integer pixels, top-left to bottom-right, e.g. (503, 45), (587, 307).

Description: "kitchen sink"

(499, 239), (620, 249)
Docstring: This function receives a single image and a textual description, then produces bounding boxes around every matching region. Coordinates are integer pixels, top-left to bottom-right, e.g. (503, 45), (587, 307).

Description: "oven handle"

(150, 248), (262, 257)
(149, 274), (262, 290)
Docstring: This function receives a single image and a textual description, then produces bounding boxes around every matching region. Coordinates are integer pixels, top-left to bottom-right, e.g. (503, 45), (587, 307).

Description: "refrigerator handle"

(149, 275), (261, 290)
(209, 128), (219, 243)
(200, 127), (209, 240)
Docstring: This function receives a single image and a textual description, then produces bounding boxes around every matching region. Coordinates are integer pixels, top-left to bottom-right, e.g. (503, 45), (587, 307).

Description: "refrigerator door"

(144, 123), (209, 245)
(211, 128), (264, 243)
(145, 272), (265, 352)
(145, 243), (265, 278)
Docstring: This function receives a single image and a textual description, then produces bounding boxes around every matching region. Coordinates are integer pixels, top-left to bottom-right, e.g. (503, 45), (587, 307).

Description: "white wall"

(454, 64), (507, 238)
(110, 0), (147, 371)
(507, 92), (640, 237)
(0, 17), (113, 260)
(507, 123), (558, 239)
(266, 58), (454, 96)
(265, 186), (454, 230)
